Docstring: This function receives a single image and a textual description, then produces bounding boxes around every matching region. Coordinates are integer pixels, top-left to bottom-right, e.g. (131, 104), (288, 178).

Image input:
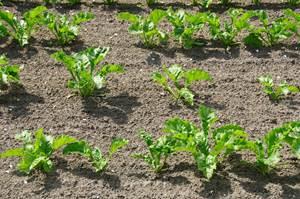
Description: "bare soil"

(0, 1), (299, 198)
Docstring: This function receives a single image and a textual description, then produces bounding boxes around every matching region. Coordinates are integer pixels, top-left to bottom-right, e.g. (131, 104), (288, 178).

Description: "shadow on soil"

(228, 154), (300, 198)
(82, 92), (141, 124)
(0, 86), (44, 118)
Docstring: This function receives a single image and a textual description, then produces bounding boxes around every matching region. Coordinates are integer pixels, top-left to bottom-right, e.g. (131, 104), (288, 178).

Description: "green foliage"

(146, 0), (157, 5)
(288, 0), (300, 5)
(0, 6), (47, 47)
(0, 54), (20, 89)
(152, 64), (212, 106)
(118, 10), (168, 47)
(63, 138), (128, 172)
(258, 75), (299, 101)
(0, 129), (77, 174)
(103, 0), (118, 5)
(252, 0), (261, 5)
(42, 11), (94, 45)
(192, 0), (213, 8)
(207, 9), (254, 48)
(52, 47), (124, 97)
(246, 122), (300, 173)
(166, 8), (207, 49)
(163, 105), (249, 179)
(284, 9), (300, 39)
(133, 131), (176, 172)
(244, 10), (296, 48)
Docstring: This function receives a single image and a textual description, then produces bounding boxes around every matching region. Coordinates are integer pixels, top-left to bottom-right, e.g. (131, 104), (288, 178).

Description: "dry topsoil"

(0, 0), (299, 198)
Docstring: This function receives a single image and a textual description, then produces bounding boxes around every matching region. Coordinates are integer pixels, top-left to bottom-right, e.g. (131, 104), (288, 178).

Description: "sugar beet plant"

(0, 6), (47, 47)
(258, 75), (299, 101)
(246, 121), (300, 174)
(207, 9), (254, 48)
(152, 64), (212, 106)
(166, 8), (207, 49)
(0, 54), (20, 90)
(133, 131), (176, 172)
(42, 11), (94, 45)
(52, 47), (124, 97)
(118, 9), (168, 47)
(63, 138), (128, 172)
(244, 10), (297, 48)
(164, 105), (250, 179)
(0, 129), (77, 174)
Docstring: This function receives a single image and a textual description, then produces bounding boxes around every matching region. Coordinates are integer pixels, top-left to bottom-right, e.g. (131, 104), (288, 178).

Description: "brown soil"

(0, 1), (299, 198)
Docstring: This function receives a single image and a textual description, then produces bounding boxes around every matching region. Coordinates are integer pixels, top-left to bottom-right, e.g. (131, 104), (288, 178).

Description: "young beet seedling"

(0, 6), (47, 47)
(207, 9), (255, 48)
(63, 138), (128, 172)
(163, 105), (250, 179)
(117, 9), (168, 47)
(52, 47), (124, 97)
(258, 75), (299, 101)
(245, 121), (300, 174)
(0, 129), (77, 174)
(166, 8), (207, 49)
(0, 54), (20, 90)
(152, 64), (212, 106)
(42, 11), (94, 45)
(244, 10), (296, 48)
(132, 131), (176, 172)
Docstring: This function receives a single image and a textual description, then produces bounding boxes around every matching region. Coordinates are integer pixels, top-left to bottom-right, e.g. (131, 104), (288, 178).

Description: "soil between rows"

(0, 1), (299, 198)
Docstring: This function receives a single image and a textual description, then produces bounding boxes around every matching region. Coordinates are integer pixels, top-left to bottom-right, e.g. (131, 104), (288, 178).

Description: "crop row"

(119, 8), (300, 49)
(3, 0), (300, 7)
(1, 106), (299, 180)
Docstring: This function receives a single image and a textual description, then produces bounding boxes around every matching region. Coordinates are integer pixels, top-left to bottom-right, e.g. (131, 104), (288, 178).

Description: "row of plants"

(2, 6), (300, 49)
(1, 48), (299, 103)
(118, 8), (300, 49)
(0, 6), (94, 47)
(4, 0), (300, 7)
(1, 105), (299, 180)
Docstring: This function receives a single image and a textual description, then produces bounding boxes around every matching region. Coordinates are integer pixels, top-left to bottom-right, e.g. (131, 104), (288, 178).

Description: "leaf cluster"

(52, 47), (124, 97)
(117, 9), (168, 47)
(258, 75), (299, 101)
(152, 64), (212, 106)
(0, 129), (77, 174)
(0, 6), (47, 47)
(63, 138), (128, 172)
(42, 11), (94, 45)
(0, 54), (20, 89)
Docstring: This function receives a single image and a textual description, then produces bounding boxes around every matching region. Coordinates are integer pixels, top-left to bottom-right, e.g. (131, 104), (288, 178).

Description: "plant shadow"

(82, 92), (141, 124)
(0, 86), (44, 119)
(228, 154), (300, 198)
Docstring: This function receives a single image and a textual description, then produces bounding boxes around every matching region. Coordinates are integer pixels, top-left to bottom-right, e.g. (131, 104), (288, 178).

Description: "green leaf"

(198, 105), (217, 137)
(184, 68), (212, 87)
(179, 88), (194, 106)
(117, 12), (139, 24)
(152, 72), (167, 87)
(99, 64), (124, 77)
(63, 141), (88, 155)
(29, 156), (52, 173)
(72, 12), (94, 25)
(149, 9), (166, 25)
(244, 33), (263, 48)
(0, 148), (24, 158)
(52, 135), (77, 150)
(108, 138), (128, 157)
